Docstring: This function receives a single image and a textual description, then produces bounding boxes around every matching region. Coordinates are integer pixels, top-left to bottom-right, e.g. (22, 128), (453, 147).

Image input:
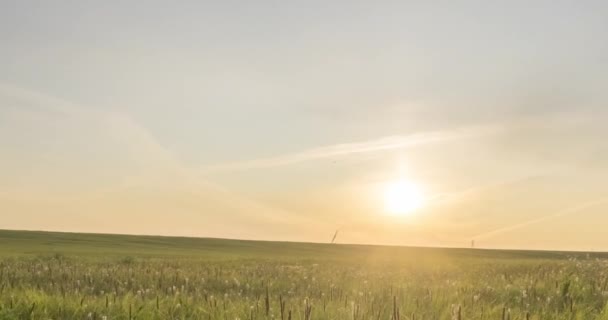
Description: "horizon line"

(1, 227), (604, 255)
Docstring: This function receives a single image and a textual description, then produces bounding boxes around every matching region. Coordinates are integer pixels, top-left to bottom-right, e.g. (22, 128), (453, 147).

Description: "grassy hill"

(1, 229), (607, 319)
(0, 229), (600, 261)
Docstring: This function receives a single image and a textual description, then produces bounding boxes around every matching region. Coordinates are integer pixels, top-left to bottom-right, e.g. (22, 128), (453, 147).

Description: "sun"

(383, 179), (426, 216)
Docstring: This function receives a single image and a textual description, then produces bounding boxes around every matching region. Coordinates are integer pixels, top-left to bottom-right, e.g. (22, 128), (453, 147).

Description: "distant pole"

(331, 229), (339, 244)
(471, 239), (475, 249)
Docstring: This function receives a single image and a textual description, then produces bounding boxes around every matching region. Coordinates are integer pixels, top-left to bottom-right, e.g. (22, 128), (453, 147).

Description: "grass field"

(1, 229), (608, 319)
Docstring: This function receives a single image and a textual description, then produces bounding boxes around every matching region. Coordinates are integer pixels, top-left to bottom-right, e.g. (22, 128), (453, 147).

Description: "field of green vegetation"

(2, 230), (608, 319)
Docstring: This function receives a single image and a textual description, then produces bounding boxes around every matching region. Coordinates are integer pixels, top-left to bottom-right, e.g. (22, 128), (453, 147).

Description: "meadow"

(1, 230), (608, 319)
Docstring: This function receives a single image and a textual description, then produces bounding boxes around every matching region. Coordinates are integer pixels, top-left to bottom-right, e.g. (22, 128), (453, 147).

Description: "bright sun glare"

(383, 180), (425, 216)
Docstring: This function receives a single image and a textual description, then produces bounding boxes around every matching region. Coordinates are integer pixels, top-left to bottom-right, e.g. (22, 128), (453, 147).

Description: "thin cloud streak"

(0, 83), (82, 116)
(473, 198), (608, 241)
(201, 125), (501, 174)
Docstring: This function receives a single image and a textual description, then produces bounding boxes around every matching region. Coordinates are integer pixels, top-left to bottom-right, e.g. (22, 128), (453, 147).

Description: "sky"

(1, 1), (608, 250)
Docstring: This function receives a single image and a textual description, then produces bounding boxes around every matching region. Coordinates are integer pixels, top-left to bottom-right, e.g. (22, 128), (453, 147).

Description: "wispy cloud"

(0, 82), (183, 174)
(0, 83), (82, 116)
(201, 125), (501, 174)
(472, 198), (608, 240)
(0, 82), (317, 233)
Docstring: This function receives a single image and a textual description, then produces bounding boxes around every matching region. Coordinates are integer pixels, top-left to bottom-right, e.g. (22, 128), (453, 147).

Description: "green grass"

(1, 229), (608, 319)
(0, 229), (597, 260)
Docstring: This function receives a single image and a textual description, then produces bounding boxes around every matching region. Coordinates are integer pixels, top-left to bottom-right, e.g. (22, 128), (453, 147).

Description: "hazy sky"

(2, 1), (608, 250)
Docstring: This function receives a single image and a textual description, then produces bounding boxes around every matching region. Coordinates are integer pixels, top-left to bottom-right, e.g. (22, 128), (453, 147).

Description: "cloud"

(0, 82), (182, 186)
(472, 198), (608, 240)
(0, 82), (320, 238)
(201, 124), (501, 174)
(0, 83), (82, 116)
